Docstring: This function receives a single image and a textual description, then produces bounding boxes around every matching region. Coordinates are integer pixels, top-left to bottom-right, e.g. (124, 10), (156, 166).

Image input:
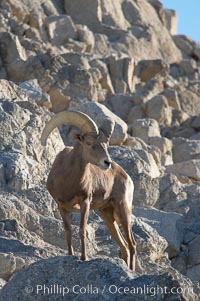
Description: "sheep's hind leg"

(100, 206), (130, 266)
(116, 202), (136, 271)
(60, 208), (74, 256)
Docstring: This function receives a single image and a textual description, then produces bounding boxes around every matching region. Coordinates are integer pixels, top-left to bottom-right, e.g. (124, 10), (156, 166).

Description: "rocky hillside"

(0, 0), (200, 300)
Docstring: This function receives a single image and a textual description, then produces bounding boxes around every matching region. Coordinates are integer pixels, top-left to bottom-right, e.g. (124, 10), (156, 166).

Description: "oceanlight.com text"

(24, 283), (197, 297)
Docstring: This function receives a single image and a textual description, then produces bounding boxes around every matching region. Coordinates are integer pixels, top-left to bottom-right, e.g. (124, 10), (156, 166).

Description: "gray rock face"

(64, 0), (181, 62)
(76, 24), (95, 53)
(134, 206), (184, 257)
(130, 118), (161, 144)
(146, 95), (172, 126)
(0, 0), (200, 297)
(166, 159), (200, 181)
(106, 55), (135, 94)
(0, 97), (64, 192)
(19, 79), (51, 109)
(64, 0), (102, 31)
(134, 59), (169, 82)
(1, 256), (199, 301)
(109, 146), (160, 206)
(45, 15), (77, 46)
(186, 264), (200, 282)
(172, 137), (200, 163)
(188, 235), (200, 266)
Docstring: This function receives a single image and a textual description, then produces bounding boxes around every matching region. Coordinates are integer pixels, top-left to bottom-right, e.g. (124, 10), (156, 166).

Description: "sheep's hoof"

(81, 255), (87, 261)
(68, 249), (74, 256)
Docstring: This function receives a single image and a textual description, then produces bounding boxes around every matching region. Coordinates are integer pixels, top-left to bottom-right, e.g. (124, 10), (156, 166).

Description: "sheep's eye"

(88, 144), (96, 149)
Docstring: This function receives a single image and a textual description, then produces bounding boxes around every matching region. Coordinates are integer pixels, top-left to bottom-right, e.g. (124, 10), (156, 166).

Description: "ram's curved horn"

(41, 111), (99, 146)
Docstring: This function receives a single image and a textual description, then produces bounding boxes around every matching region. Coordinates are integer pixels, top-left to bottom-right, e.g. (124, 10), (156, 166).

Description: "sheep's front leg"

(80, 198), (90, 261)
(59, 207), (74, 256)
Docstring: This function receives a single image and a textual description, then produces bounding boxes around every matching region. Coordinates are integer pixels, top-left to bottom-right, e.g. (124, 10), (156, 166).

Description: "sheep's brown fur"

(42, 112), (136, 270)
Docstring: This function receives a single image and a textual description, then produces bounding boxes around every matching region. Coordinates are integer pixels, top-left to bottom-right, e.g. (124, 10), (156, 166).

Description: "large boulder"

(177, 84), (200, 115)
(157, 173), (200, 220)
(19, 79), (51, 109)
(90, 59), (114, 96)
(162, 9), (177, 35)
(134, 59), (169, 82)
(106, 56), (135, 94)
(69, 101), (128, 145)
(76, 24), (95, 53)
(186, 264), (200, 282)
(148, 136), (173, 166)
(0, 32), (27, 63)
(172, 137), (200, 163)
(109, 146), (160, 206)
(0, 32), (27, 81)
(0, 80), (67, 282)
(64, 0), (129, 32)
(161, 89), (181, 110)
(130, 118), (161, 144)
(134, 206), (184, 257)
(188, 235), (200, 266)
(1, 256), (199, 301)
(64, 0), (102, 31)
(0, 98), (64, 192)
(146, 95), (172, 126)
(45, 15), (77, 46)
(106, 94), (133, 122)
(127, 105), (145, 124)
(166, 160), (200, 181)
(131, 216), (168, 273)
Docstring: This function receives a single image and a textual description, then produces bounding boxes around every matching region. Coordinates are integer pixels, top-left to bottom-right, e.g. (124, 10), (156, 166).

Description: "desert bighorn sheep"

(41, 111), (136, 271)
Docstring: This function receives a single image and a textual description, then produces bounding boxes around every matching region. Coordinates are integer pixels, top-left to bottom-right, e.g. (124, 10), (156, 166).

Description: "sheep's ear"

(99, 130), (109, 144)
(73, 132), (84, 142)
